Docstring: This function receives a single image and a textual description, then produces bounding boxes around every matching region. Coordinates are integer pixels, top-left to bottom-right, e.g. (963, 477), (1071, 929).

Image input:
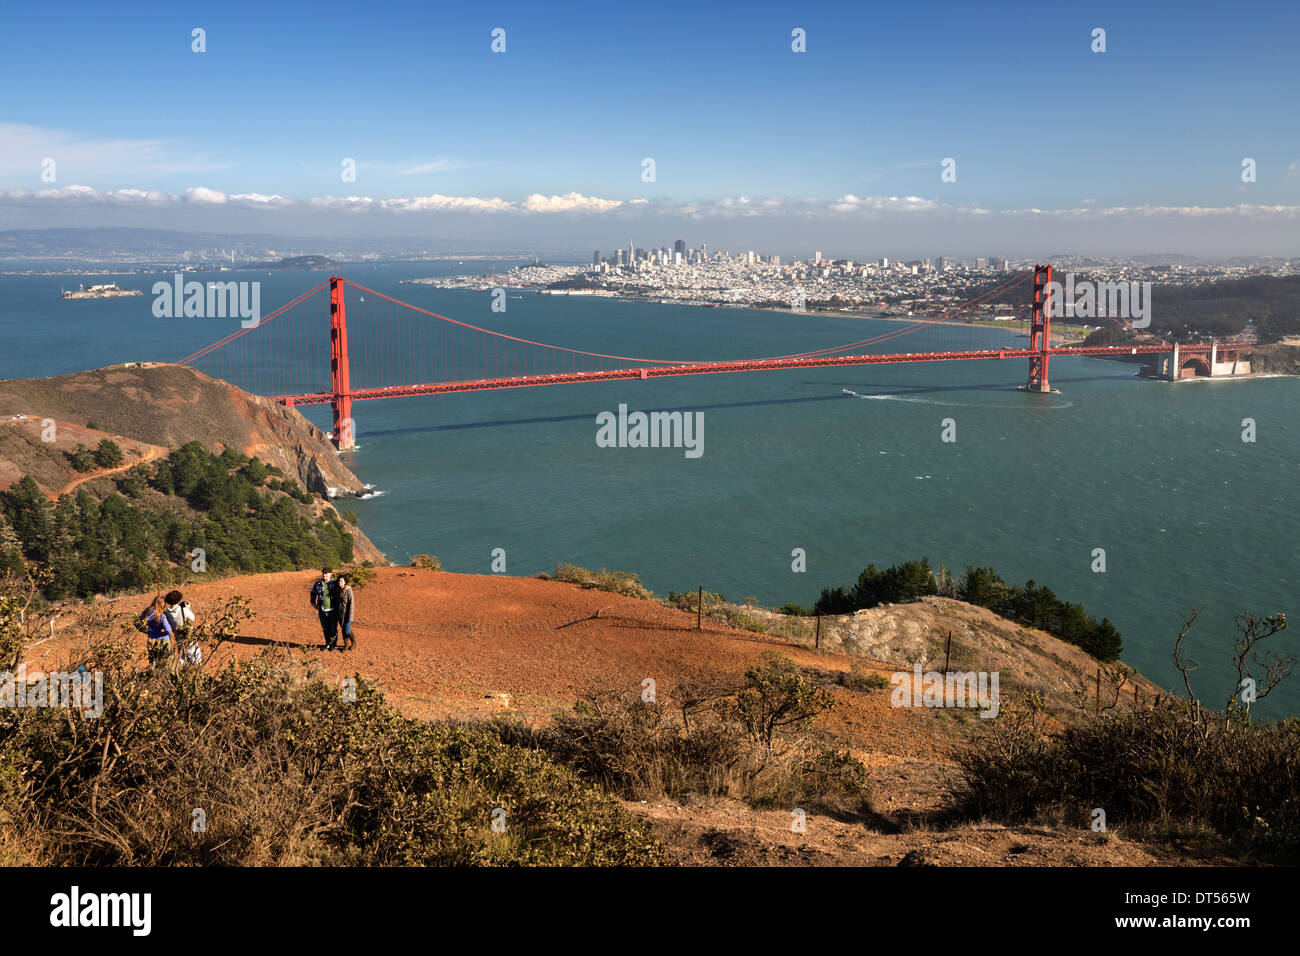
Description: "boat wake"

(840, 388), (1073, 409)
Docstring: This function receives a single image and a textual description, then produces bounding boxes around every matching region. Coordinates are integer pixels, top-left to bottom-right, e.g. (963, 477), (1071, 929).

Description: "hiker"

(143, 593), (175, 671)
(164, 590), (201, 667)
(310, 568), (339, 650)
(164, 589), (196, 634)
(336, 574), (356, 652)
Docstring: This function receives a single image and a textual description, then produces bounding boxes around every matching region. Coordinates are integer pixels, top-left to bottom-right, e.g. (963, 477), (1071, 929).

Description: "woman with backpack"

(164, 590), (201, 667)
(142, 593), (175, 672)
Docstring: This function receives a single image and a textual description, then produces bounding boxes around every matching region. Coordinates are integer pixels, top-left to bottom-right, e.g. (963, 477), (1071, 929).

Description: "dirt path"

(48, 445), (163, 500)
(27, 567), (952, 761)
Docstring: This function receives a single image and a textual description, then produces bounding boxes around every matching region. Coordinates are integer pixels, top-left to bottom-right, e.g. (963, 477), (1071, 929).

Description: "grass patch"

(839, 662), (892, 691)
(554, 563), (654, 600)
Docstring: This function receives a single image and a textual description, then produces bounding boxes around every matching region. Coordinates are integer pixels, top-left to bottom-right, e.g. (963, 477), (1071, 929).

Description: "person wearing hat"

(310, 568), (339, 650)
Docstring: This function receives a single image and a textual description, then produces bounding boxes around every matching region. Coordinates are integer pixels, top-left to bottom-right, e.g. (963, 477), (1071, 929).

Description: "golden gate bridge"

(177, 266), (1249, 450)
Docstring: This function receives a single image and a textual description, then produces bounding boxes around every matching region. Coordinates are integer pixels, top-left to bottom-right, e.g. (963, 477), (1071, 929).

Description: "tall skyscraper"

(674, 239), (686, 256)
(593, 250), (601, 265)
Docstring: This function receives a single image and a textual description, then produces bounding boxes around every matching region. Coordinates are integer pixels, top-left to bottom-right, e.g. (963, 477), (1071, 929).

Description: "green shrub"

(93, 439), (123, 469)
(68, 444), (96, 473)
(411, 554), (440, 571)
(733, 652), (836, 748)
(340, 562), (377, 589)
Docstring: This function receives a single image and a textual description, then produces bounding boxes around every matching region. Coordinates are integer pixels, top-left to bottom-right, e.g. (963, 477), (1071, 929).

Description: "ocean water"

(2, 263), (1297, 717)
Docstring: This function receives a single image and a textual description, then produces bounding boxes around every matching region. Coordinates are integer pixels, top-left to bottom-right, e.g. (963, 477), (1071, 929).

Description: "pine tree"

(0, 513), (24, 575)
(69, 443), (96, 472)
(3, 476), (53, 562)
(94, 439), (124, 469)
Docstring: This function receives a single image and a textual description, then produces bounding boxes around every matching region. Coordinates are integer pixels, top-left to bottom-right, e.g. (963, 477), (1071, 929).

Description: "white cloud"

(3, 184), (1299, 227)
(186, 186), (228, 204)
(828, 194), (948, 214)
(0, 184), (174, 203)
(309, 193), (515, 213)
(521, 192), (625, 213)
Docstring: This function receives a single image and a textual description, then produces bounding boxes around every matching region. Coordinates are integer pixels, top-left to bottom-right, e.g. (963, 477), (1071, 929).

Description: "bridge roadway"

(275, 342), (1212, 406)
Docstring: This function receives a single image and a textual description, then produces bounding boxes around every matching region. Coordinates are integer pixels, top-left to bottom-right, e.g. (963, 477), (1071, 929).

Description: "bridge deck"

(274, 343), (1210, 406)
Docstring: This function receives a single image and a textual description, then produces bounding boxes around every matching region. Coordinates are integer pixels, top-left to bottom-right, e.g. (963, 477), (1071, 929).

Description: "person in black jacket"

(309, 568), (339, 650)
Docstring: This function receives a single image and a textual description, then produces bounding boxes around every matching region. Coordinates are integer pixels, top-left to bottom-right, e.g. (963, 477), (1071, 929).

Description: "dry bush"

(554, 564), (654, 600)
(950, 697), (1300, 861)
(513, 655), (874, 816)
(665, 590), (815, 642)
(0, 601), (661, 866)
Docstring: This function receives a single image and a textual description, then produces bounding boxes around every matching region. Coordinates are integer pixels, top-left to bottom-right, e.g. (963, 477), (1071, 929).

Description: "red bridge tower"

(1021, 264), (1057, 393)
(329, 276), (354, 450)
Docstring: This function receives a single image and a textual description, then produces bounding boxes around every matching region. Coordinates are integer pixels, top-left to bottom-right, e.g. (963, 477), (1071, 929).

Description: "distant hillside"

(0, 364), (384, 567)
(1150, 275), (1300, 341)
(977, 273), (1300, 343)
(0, 364), (366, 498)
(242, 254), (340, 271)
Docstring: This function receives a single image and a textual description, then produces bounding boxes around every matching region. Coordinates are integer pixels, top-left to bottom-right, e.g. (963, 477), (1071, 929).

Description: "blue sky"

(1, 0), (1298, 256)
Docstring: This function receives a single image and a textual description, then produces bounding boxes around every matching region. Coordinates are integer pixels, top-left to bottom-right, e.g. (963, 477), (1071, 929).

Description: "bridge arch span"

(1178, 354), (1212, 377)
